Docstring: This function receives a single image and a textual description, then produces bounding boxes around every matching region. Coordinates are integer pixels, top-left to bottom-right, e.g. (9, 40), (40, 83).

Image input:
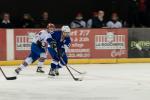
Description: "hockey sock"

(38, 61), (44, 68)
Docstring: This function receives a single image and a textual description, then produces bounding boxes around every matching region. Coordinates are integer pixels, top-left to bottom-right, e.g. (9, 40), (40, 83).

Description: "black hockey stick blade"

(6, 76), (17, 80)
(0, 67), (17, 80)
(65, 65), (83, 81)
(74, 77), (83, 81)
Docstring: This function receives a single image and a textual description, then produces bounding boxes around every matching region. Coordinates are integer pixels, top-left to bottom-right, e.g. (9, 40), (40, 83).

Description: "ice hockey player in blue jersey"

(47, 25), (71, 76)
(15, 23), (55, 74)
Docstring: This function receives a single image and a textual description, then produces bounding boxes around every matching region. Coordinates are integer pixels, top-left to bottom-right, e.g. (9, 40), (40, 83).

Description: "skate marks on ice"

(1, 64), (150, 84)
(0, 65), (85, 81)
(1, 64), (150, 100)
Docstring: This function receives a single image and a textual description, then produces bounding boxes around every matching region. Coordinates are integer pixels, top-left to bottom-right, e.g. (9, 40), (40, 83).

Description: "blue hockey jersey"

(47, 30), (71, 49)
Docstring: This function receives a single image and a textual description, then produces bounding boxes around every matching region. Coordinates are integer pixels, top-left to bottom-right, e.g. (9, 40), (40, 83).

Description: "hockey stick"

(0, 67), (17, 80)
(68, 65), (86, 75)
(51, 44), (83, 81)
(59, 57), (83, 81)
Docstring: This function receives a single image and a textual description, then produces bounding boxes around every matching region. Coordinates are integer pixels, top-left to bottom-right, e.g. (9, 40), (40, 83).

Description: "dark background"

(0, 0), (128, 24)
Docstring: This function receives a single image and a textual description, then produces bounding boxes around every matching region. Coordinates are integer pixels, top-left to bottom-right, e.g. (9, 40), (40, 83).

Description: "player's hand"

(37, 40), (47, 48)
(41, 41), (47, 48)
(50, 41), (57, 49)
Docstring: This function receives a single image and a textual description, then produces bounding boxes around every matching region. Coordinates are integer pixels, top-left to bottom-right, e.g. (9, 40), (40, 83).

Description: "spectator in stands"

(87, 11), (98, 28)
(70, 12), (86, 28)
(89, 10), (106, 28)
(0, 13), (13, 28)
(106, 12), (122, 28)
(37, 11), (50, 28)
(20, 13), (34, 28)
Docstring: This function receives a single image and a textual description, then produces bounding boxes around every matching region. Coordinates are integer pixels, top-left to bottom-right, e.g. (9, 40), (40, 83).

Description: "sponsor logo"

(16, 32), (35, 50)
(130, 41), (150, 49)
(111, 49), (126, 57)
(95, 32), (126, 49)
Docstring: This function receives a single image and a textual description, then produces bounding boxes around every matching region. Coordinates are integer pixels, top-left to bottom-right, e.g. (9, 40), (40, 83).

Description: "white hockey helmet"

(61, 25), (71, 33)
(61, 25), (71, 37)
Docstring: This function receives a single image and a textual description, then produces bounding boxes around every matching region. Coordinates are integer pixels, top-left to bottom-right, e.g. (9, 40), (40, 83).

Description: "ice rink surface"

(1, 63), (150, 100)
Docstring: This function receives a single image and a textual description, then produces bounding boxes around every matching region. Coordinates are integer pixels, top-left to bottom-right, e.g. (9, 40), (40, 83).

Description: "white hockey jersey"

(32, 29), (52, 44)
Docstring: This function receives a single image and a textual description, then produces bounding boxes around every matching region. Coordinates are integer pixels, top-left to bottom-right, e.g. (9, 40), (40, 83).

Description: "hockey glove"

(37, 40), (47, 48)
(50, 41), (57, 49)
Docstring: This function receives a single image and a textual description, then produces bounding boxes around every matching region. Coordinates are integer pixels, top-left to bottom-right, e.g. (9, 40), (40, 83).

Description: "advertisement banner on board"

(14, 29), (91, 59)
(13, 29), (128, 60)
(0, 29), (6, 60)
(128, 28), (150, 58)
(91, 29), (128, 58)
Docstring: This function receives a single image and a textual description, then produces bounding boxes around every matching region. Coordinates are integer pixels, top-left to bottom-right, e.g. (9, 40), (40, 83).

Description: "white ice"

(1, 63), (150, 100)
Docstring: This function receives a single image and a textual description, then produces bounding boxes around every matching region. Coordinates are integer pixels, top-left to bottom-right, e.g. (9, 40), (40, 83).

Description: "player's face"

(62, 32), (69, 37)
(47, 27), (55, 32)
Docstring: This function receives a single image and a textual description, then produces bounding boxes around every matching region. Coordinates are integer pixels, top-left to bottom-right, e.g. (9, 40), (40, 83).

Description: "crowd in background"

(0, 0), (149, 29)
(0, 12), (51, 28)
(70, 11), (122, 29)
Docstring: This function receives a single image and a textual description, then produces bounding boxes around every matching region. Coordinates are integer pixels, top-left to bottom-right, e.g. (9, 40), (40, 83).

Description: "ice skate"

(36, 67), (45, 73)
(48, 68), (56, 76)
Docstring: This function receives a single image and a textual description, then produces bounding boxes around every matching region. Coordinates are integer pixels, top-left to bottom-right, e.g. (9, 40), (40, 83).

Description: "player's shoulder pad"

(39, 30), (47, 34)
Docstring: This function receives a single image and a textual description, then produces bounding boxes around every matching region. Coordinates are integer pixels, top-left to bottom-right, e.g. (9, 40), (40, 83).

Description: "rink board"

(1, 58), (150, 66)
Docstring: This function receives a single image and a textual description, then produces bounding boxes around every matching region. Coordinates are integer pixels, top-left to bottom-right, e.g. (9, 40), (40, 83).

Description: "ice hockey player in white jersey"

(15, 23), (55, 74)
